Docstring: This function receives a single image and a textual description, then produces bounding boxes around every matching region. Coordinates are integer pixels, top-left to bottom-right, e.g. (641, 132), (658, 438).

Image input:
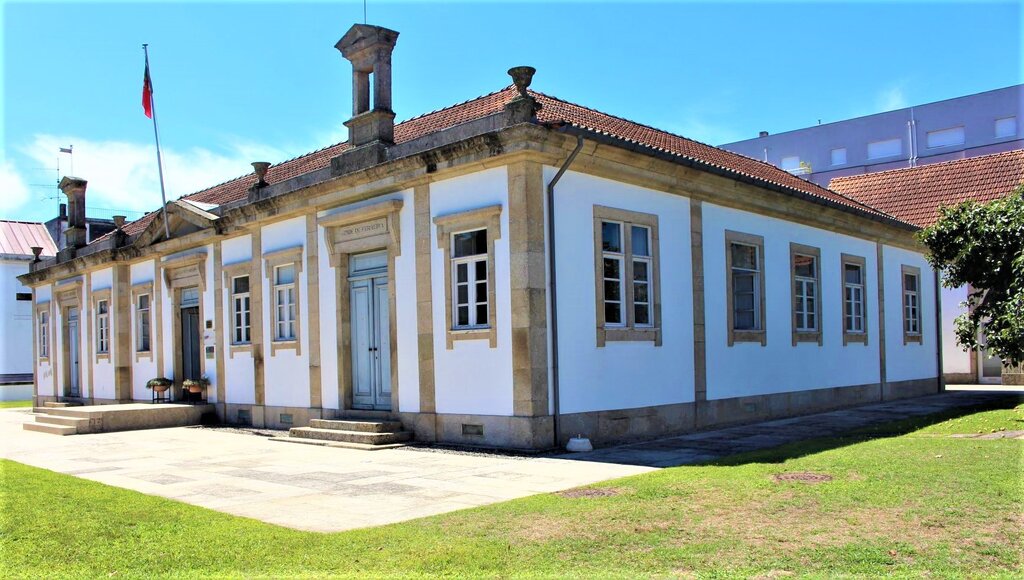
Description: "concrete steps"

(36, 414), (90, 429)
(309, 419), (403, 433)
(288, 415), (412, 449)
(23, 422), (77, 436)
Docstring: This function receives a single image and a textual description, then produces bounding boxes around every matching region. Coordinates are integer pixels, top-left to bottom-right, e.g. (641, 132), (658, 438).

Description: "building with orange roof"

(18, 24), (942, 447)
(832, 150), (1024, 385)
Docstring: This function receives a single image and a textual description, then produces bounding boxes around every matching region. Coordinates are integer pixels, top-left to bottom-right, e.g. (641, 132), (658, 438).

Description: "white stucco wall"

(550, 170), (696, 414)
(394, 190), (420, 413)
(941, 283), (972, 375)
(315, 227), (339, 411)
(430, 167), (514, 416)
(33, 284), (54, 397)
(882, 245), (939, 382)
(260, 218), (310, 409)
(130, 259), (158, 400)
(221, 234), (255, 405)
(702, 203), (882, 400)
(90, 267), (115, 400)
(0, 260), (33, 377)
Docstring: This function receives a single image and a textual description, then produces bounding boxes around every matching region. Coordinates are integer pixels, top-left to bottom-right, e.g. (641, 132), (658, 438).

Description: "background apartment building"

(720, 85), (1023, 187)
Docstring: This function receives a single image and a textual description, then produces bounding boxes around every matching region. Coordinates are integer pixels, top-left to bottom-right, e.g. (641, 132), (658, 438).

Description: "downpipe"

(547, 134), (584, 450)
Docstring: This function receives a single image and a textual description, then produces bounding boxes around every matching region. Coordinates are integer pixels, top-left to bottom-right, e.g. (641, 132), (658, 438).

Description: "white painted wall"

(33, 284), (54, 397)
(260, 218), (310, 409)
(221, 235), (255, 405)
(702, 203), (882, 400)
(430, 167), (514, 416)
(883, 245), (939, 382)
(314, 228), (338, 411)
(394, 189), (420, 413)
(130, 259), (158, 400)
(0, 260), (33, 377)
(550, 170), (696, 414)
(90, 267), (115, 400)
(941, 283), (972, 376)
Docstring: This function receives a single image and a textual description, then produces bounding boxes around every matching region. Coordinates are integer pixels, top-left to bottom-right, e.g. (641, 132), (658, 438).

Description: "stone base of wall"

(943, 372), (978, 385)
(221, 404), (324, 430)
(1002, 366), (1024, 386)
(399, 412), (554, 450)
(557, 378), (940, 448)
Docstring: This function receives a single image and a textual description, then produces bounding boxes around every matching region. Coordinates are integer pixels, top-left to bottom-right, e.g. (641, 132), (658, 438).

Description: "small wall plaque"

(462, 423), (484, 436)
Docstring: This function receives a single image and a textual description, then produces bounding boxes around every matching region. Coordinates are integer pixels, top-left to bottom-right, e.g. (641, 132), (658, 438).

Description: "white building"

(19, 24), (941, 449)
(831, 149), (1024, 385)
(1, 220), (57, 392)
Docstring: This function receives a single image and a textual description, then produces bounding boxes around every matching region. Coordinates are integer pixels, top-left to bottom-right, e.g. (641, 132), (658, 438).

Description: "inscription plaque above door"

(335, 217), (388, 244)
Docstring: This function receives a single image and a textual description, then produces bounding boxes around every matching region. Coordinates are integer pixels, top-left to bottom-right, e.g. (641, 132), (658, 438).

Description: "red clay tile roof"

(0, 220), (57, 257)
(829, 150), (1024, 228)
(109, 86), (898, 241)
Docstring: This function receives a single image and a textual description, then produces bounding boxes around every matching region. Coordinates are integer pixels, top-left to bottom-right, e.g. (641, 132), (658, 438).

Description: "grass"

(0, 400), (32, 409)
(2, 401), (1022, 578)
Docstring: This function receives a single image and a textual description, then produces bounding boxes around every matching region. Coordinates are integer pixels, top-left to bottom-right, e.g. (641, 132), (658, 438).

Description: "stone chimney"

(58, 176), (88, 249)
(336, 24), (399, 148)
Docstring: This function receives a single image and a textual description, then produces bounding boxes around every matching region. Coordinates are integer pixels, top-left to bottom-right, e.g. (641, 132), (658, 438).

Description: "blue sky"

(1, 1), (1020, 223)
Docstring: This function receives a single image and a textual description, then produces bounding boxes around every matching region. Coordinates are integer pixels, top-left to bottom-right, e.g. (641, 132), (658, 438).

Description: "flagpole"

(143, 43), (171, 239)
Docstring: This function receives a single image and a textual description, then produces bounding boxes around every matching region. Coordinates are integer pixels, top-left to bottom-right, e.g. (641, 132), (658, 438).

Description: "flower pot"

(152, 384), (170, 394)
(186, 384), (204, 394)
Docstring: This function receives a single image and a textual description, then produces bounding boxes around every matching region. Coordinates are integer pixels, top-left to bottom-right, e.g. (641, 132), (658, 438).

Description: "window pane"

(457, 306), (469, 327)
(633, 260), (648, 282)
(456, 263), (468, 283)
(734, 273), (754, 293)
(475, 281), (487, 301)
(233, 276), (249, 294)
(453, 230), (486, 258)
(602, 222), (621, 252)
(475, 304), (487, 324)
(98, 301), (108, 314)
(604, 280), (621, 301)
(735, 292), (754, 311)
(806, 313), (816, 330)
(735, 311), (755, 330)
(631, 226), (650, 257)
(475, 259), (487, 282)
(605, 302), (622, 324)
(731, 244), (757, 270)
(844, 264), (862, 285)
(634, 304), (650, 325)
(456, 285), (468, 304)
(634, 282), (649, 303)
(138, 295), (150, 310)
(905, 274), (917, 292)
(794, 254), (815, 278)
(603, 258), (620, 280)
(277, 264), (295, 285)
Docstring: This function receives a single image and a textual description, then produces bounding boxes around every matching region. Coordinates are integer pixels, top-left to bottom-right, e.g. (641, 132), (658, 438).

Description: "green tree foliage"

(918, 185), (1024, 366)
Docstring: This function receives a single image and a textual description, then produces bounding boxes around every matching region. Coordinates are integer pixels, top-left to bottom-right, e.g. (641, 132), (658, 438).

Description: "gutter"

(546, 133), (584, 450)
(935, 269), (945, 391)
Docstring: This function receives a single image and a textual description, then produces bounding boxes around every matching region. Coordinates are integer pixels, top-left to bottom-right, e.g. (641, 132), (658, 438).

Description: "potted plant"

(182, 377), (209, 394)
(146, 377), (173, 394)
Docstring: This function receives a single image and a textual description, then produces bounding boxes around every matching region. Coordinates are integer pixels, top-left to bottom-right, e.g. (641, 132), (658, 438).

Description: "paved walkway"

(0, 409), (650, 532)
(563, 390), (1022, 467)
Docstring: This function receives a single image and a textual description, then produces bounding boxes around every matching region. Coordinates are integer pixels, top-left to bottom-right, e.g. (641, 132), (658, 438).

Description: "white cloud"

(16, 135), (295, 219)
(876, 85), (908, 112)
(0, 160), (31, 215)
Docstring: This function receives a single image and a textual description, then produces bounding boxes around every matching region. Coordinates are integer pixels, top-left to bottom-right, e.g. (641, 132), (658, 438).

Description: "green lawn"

(2, 402), (1022, 578)
(0, 400), (31, 409)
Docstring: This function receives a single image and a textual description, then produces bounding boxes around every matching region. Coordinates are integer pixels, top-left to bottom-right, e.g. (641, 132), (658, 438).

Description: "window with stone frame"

(790, 243), (822, 345)
(902, 265), (922, 344)
(842, 254), (868, 345)
(593, 206), (661, 346)
(725, 230), (766, 346)
(231, 275), (252, 344)
(96, 299), (110, 354)
(38, 309), (49, 359)
(434, 205), (501, 349)
(263, 245), (303, 354)
(136, 294), (151, 352)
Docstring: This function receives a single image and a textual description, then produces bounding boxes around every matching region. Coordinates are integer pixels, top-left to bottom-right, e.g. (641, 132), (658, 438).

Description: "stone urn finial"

(112, 215), (126, 230)
(30, 246), (43, 263)
(507, 66), (536, 99)
(251, 162), (271, 188)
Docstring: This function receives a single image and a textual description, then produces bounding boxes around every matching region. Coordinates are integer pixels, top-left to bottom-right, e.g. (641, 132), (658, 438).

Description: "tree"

(918, 184), (1024, 366)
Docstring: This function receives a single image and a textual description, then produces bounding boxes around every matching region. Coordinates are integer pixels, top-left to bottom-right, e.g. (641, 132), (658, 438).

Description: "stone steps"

(288, 426), (413, 446)
(309, 419), (404, 433)
(337, 409), (395, 421)
(23, 422), (77, 436)
(35, 415), (89, 429)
